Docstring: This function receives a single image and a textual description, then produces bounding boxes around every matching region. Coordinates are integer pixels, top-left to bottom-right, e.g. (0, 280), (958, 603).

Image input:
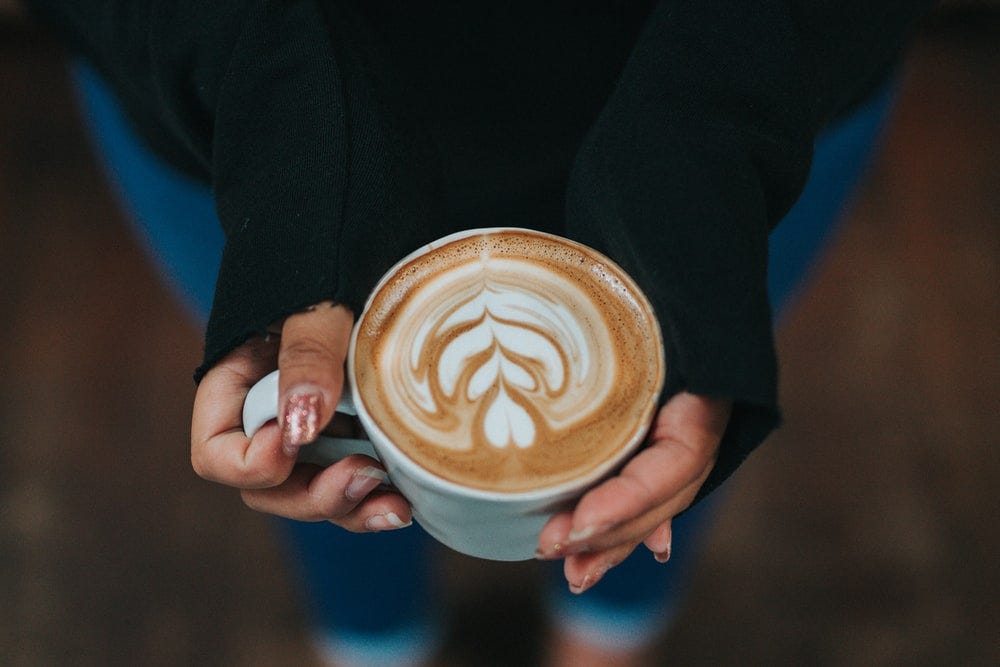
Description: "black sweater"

(24, 1), (932, 500)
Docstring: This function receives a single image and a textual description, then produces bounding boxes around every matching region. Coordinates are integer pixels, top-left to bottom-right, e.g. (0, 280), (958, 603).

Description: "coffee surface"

(353, 230), (663, 493)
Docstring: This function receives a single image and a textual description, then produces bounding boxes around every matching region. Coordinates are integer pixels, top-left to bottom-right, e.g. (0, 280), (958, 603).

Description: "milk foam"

(376, 256), (615, 451)
(354, 230), (664, 493)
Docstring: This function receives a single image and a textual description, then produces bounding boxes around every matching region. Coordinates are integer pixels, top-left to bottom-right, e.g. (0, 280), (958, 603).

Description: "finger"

(535, 511), (574, 559)
(564, 392), (728, 542)
(564, 518), (675, 594)
(535, 392), (729, 560)
(575, 441), (709, 534)
(644, 519), (673, 563)
(575, 457), (711, 551)
(536, 465), (704, 562)
(191, 337), (289, 487)
(562, 540), (641, 595)
(240, 455), (412, 530)
(193, 421), (297, 488)
(276, 302), (355, 454)
(535, 438), (711, 558)
(192, 335), (279, 446)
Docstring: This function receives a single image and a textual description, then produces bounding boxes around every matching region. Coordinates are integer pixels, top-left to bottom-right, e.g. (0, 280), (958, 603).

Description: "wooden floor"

(1, 7), (997, 666)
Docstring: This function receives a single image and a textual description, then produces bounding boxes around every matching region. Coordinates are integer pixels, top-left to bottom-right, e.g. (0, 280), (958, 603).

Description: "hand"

(535, 392), (731, 593)
(190, 302), (412, 532)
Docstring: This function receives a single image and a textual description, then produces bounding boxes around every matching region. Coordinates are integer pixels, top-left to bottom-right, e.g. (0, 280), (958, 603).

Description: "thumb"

(276, 302), (355, 455)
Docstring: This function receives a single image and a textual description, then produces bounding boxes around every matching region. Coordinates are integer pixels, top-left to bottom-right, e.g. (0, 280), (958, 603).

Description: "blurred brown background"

(1, 4), (997, 666)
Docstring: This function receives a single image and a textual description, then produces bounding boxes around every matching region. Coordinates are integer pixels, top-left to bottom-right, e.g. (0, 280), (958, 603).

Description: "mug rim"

(346, 226), (665, 502)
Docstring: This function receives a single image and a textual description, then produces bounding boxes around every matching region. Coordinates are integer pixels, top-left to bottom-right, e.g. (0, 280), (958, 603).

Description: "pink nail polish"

(283, 392), (321, 448)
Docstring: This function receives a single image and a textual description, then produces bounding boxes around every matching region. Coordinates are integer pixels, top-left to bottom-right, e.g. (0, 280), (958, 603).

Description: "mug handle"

(242, 370), (378, 465)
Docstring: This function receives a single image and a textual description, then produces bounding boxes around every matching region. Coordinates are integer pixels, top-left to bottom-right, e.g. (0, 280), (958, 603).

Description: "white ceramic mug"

(244, 366), (594, 561)
(242, 228), (663, 561)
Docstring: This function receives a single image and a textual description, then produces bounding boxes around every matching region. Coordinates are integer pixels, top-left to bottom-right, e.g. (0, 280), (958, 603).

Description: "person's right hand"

(190, 302), (413, 532)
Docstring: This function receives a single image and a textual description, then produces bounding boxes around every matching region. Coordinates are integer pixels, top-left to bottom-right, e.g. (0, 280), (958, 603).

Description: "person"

(15, 2), (933, 664)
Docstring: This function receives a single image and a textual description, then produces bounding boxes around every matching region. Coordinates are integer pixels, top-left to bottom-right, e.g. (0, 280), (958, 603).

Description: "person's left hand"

(535, 392), (731, 592)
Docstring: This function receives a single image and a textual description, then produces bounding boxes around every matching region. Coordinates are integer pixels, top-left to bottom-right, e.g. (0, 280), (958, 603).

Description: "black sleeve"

(206, 2), (445, 379)
(564, 0), (933, 500)
(25, 0), (931, 498)
(23, 0), (444, 381)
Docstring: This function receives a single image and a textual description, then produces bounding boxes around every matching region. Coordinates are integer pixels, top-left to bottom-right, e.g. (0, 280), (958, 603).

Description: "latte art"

(353, 230), (664, 493)
(383, 258), (616, 452)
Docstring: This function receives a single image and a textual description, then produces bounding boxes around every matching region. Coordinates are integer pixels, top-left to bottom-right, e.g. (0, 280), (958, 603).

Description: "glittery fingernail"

(283, 392), (322, 452)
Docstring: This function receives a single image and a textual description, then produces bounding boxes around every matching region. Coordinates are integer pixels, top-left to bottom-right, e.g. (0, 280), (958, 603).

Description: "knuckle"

(190, 453), (209, 480)
(225, 449), (286, 489)
(190, 440), (216, 481)
(239, 464), (285, 489)
(307, 491), (348, 523)
(279, 338), (337, 369)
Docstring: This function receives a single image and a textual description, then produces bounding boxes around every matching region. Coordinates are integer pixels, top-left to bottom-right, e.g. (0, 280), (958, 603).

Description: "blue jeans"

(72, 60), (893, 658)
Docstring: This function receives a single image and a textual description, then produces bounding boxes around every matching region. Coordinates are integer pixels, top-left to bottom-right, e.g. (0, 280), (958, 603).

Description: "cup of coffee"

(243, 228), (664, 560)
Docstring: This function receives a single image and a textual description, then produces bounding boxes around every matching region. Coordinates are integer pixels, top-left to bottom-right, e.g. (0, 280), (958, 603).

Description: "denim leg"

(277, 520), (442, 666)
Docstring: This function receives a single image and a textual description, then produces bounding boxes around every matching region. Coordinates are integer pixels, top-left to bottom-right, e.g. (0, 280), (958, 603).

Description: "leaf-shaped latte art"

(372, 256), (617, 453)
(483, 385), (535, 449)
(439, 313), (556, 448)
(352, 231), (666, 494)
(467, 348), (536, 401)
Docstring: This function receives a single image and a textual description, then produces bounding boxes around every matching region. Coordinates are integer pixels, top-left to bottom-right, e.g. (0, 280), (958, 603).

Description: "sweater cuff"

(196, 2), (449, 381)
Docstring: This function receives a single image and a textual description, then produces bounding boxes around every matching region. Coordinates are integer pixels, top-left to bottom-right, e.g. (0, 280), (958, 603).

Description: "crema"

(353, 230), (663, 493)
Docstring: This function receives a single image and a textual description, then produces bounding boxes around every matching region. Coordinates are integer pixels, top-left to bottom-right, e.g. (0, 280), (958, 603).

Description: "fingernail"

(534, 543), (563, 560)
(568, 522), (614, 543)
(567, 525), (598, 542)
(569, 566), (607, 595)
(346, 466), (389, 501)
(365, 512), (411, 532)
(283, 391), (322, 450)
(653, 541), (672, 564)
